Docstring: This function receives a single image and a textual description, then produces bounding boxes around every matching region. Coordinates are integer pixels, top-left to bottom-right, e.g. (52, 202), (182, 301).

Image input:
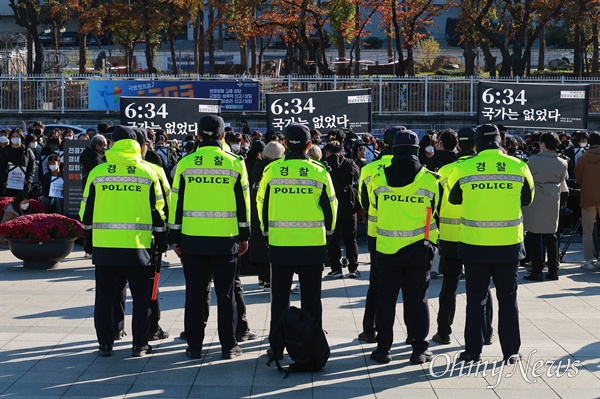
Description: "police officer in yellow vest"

(357, 127), (400, 344)
(112, 127), (172, 343)
(257, 123), (337, 358)
(80, 125), (167, 358)
(169, 115), (251, 360)
(447, 124), (534, 364)
(432, 127), (494, 346)
(368, 130), (440, 364)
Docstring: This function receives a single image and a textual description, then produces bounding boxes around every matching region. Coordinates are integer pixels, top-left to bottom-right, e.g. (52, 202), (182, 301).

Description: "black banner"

(477, 82), (589, 130)
(120, 96), (221, 140)
(63, 140), (89, 220)
(266, 89), (372, 134)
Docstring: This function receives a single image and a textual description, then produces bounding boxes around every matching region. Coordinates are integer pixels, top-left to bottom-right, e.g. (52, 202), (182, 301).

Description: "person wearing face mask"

(40, 130), (63, 180)
(0, 130), (10, 149)
(564, 131), (589, 178)
(227, 133), (247, 158)
(0, 128), (37, 197)
(24, 134), (42, 184)
(40, 154), (64, 214)
(61, 129), (75, 143)
(1, 191), (31, 223)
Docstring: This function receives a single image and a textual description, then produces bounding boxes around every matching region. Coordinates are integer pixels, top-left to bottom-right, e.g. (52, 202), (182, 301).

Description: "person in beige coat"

(575, 132), (600, 270)
(523, 132), (568, 281)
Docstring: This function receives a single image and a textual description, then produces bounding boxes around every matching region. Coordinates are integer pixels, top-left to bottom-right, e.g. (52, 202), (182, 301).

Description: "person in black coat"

(80, 135), (107, 188)
(248, 141), (285, 291)
(0, 128), (37, 197)
(424, 129), (458, 172)
(324, 140), (361, 278)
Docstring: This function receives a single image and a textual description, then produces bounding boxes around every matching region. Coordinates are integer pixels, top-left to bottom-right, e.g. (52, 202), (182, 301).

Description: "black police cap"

(384, 126), (406, 145)
(199, 115), (225, 137)
(111, 125), (137, 142)
(393, 130), (419, 147)
(457, 127), (476, 142)
(284, 123), (311, 145)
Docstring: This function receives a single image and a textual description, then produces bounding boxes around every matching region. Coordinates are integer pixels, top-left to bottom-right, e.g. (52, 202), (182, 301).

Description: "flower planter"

(8, 238), (76, 269)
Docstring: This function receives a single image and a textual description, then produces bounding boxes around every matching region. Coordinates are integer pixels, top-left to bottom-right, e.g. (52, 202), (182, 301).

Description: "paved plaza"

(1, 237), (599, 399)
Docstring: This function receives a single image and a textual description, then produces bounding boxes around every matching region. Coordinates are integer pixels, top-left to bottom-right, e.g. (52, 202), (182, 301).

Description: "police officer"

(368, 130), (439, 364)
(169, 115), (250, 360)
(80, 125), (167, 357)
(357, 127), (403, 343)
(432, 127), (494, 346)
(256, 123), (337, 358)
(447, 124), (534, 364)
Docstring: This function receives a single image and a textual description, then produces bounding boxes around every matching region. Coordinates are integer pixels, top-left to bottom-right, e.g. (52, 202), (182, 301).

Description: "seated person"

(1, 191), (31, 223)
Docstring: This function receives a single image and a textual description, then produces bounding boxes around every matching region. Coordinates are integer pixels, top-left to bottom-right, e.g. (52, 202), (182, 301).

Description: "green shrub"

(363, 36), (383, 49)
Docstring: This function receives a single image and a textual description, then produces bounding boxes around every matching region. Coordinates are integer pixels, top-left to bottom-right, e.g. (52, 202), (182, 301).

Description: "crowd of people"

(1, 118), (599, 366)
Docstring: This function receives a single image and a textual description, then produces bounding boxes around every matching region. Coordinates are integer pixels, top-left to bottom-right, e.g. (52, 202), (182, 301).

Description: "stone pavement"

(1, 237), (599, 399)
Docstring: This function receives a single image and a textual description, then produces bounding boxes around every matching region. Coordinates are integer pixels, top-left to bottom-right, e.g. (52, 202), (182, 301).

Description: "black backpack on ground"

(267, 306), (330, 376)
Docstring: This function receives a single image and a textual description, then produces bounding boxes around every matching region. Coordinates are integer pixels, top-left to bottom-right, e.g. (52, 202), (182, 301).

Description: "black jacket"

(425, 149), (457, 172)
(79, 146), (106, 187)
(248, 158), (271, 263)
(326, 153), (360, 217)
(0, 145), (37, 190)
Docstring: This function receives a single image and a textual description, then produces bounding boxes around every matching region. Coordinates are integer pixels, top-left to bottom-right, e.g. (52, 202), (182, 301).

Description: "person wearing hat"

(446, 124), (534, 364)
(169, 115), (251, 360)
(79, 125), (167, 357)
(367, 130), (440, 365)
(431, 127), (494, 346)
(257, 123), (337, 359)
(357, 126), (411, 344)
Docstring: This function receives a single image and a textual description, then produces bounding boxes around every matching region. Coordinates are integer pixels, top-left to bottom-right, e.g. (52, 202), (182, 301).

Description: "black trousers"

(269, 263), (323, 352)
(362, 237), (412, 336)
(182, 253), (238, 353)
(256, 262), (271, 284)
(95, 265), (151, 348)
(327, 214), (359, 273)
(437, 254), (493, 339)
(375, 245), (431, 353)
(234, 256), (249, 335)
(464, 262), (520, 360)
(529, 232), (559, 274)
(114, 274), (162, 338)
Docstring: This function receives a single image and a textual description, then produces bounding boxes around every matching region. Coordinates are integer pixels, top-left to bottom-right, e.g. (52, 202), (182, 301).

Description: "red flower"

(0, 213), (83, 243)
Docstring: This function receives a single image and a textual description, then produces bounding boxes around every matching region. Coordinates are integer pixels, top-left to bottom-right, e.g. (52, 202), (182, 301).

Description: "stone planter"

(7, 238), (76, 269)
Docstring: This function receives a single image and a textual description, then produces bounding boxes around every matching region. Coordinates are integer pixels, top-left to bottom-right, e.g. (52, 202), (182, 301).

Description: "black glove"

(156, 240), (168, 253)
(84, 240), (93, 255)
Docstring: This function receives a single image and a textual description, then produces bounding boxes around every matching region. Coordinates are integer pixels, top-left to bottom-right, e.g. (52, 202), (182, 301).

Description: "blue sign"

(88, 80), (260, 111)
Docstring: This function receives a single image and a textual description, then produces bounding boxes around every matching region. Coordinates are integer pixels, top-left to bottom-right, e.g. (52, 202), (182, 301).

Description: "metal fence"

(1, 74), (600, 115)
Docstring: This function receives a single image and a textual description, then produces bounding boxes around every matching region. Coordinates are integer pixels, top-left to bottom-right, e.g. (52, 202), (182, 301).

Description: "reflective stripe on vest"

(368, 214), (377, 223)
(169, 223), (182, 230)
(182, 168), (240, 179)
(440, 217), (460, 225)
(459, 174), (524, 185)
(415, 188), (435, 199)
(268, 220), (325, 228)
(93, 176), (153, 185)
(172, 187), (179, 194)
(183, 210), (237, 218)
(377, 223), (438, 238)
(268, 178), (324, 189)
(461, 217), (522, 228)
(239, 221), (250, 228)
(93, 222), (152, 230)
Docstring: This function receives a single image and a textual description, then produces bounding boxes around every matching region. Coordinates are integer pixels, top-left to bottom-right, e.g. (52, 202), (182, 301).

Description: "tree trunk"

(240, 42), (248, 73)
(463, 40), (476, 76)
(481, 43), (497, 78)
(391, 0), (405, 76)
(78, 31), (86, 74)
(386, 23), (393, 62)
(193, 22), (198, 74)
(353, 3), (360, 76)
(142, 0), (154, 72)
(27, 33), (34, 74)
(169, 36), (178, 75)
(537, 25), (545, 71)
(197, 9), (205, 75)
(337, 28), (346, 60)
(208, 6), (216, 75)
(406, 44), (415, 76)
(592, 22), (599, 74)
